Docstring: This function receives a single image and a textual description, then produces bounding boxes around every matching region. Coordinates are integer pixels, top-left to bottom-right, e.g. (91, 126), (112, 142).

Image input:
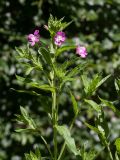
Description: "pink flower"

(54, 31), (66, 46)
(76, 46), (88, 58)
(27, 30), (40, 46)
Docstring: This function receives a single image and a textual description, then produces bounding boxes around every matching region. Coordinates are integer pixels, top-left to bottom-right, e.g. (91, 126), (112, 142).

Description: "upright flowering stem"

(50, 43), (58, 160)
(106, 143), (113, 160)
(52, 79), (57, 160)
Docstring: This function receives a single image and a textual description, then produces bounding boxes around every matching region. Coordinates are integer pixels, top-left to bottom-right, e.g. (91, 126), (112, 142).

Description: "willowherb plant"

(14, 15), (120, 160)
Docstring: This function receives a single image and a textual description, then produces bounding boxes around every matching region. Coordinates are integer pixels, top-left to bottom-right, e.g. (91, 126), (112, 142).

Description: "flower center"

(31, 36), (36, 41)
(57, 35), (62, 41)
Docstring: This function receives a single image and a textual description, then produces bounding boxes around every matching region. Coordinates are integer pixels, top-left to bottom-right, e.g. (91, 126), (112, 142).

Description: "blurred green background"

(0, 0), (120, 159)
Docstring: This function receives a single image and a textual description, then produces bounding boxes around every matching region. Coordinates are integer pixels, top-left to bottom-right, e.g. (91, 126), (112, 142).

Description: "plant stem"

(107, 144), (113, 160)
(51, 70), (58, 160)
(40, 135), (53, 159)
(53, 91), (57, 160)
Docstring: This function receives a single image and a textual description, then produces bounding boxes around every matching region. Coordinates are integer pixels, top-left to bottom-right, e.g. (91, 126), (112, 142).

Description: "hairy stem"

(107, 144), (113, 160)
(51, 69), (58, 160)
(40, 135), (53, 159)
(53, 91), (57, 160)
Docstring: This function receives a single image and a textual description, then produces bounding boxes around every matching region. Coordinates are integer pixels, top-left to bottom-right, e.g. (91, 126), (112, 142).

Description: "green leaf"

(81, 75), (89, 90)
(84, 99), (101, 112)
(15, 47), (24, 57)
(79, 145), (98, 160)
(56, 45), (76, 57)
(38, 47), (52, 66)
(48, 14), (72, 36)
(84, 122), (100, 134)
(115, 138), (120, 154)
(31, 56), (43, 70)
(60, 56), (78, 70)
(25, 149), (42, 160)
(16, 75), (32, 83)
(99, 97), (120, 116)
(11, 89), (41, 96)
(16, 46), (43, 72)
(115, 79), (120, 93)
(25, 153), (31, 160)
(85, 149), (97, 160)
(60, 77), (74, 89)
(16, 106), (37, 130)
(85, 122), (108, 145)
(25, 66), (35, 75)
(70, 91), (79, 115)
(67, 62), (88, 78)
(56, 125), (79, 155)
(35, 148), (42, 160)
(15, 46), (31, 60)
(96, 107), (109, 138)
(82, 74), (110, 96)
(30, 151), (37, 160)
(31, 84), (55, 93)
(54, 65), (65, 79)
(16, 75), (55, 93)
(96, 74), (111, 88)
(61, 20), (73, 30)
(20, 106), (28, 118)
(15, 128), (34, 133)
(115, 151), (120, 160)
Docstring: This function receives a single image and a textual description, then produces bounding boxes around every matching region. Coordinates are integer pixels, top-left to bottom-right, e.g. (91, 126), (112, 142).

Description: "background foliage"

(0, 0), (120, 159)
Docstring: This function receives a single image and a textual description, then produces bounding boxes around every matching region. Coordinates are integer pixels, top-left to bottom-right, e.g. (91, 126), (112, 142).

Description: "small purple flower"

(27, 30), (40, 46)
(54, 31), (66, 46)
(76, 46), (88, 58)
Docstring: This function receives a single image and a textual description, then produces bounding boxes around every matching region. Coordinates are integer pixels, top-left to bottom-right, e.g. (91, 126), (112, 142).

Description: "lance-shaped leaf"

(16, 75), (32, 83)
(96, 107), (109, 138)
(16, 75), (55, 93)
(115, 138), (120, 155)
(96, 74), (111, 88)
(15, 106), (37, 132)
(85, 106), (109, 146)
(70, 91), (79, 115)
(15, 46), (31, 59)
(11, 88), (41, 97)
(85, 122), (107, 146)
(67, 62), (88, 78)
(25, 149), (42, 160)
(99, 97), (120, 116)
(84, 99), (101, 112)
(115, 79), (120, 95)
(84, 122), (100, 134)
(25, 66), (35, 75)
(56, 125), (79, 155)
(79, 144), (98, 160)
(115, 151), (120, 160)
(54, 65), (66, 79)
(60, 56), (78, 70)
(85, 121), (107, 146)
(60, 77), (74, 89)
(15, 128), (34, 133)
(35, 148), (42, 160)
(56, 45), (76, 57)
(31, 84), (55, 93)
(16, 46), (43, 72)
(82, 74), (110, 96)
(38, 47), (52, 66)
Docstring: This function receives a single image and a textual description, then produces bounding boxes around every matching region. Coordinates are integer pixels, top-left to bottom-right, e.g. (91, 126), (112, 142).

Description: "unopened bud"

(44, 25), (49, 30)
